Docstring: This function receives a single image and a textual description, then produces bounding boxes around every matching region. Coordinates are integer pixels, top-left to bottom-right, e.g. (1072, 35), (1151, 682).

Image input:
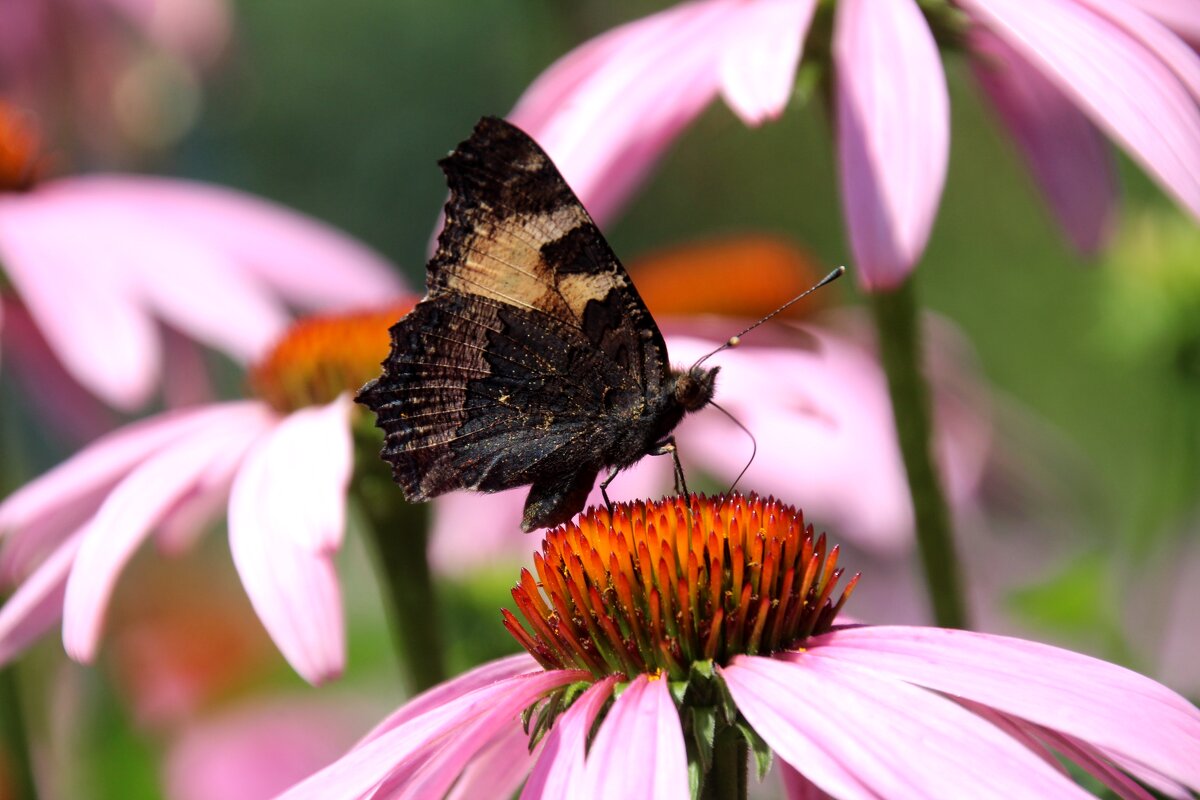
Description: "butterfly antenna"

(691, 265), (846, 370)
(710, 400), (757, 495)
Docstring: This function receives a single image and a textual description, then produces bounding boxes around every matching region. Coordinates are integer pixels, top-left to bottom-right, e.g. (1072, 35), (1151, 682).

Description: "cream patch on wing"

(440, 207), (625, 322)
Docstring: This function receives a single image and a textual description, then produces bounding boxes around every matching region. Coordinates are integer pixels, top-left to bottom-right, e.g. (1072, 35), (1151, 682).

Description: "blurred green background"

(3, 0), (1198, 797)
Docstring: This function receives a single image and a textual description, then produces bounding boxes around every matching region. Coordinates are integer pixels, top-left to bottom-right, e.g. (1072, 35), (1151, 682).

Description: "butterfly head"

(674, 365), (719, 412)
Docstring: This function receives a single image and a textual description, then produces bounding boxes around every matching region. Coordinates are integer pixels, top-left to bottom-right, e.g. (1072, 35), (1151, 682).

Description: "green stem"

(352, 432), (447, 693)
(870, 278), (969, 629)
(701, 725), (748, 800)
(0, 663), (37, 800)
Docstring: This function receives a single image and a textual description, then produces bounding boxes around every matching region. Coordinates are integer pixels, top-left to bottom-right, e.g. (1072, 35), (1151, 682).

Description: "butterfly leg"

(651, 436), (690, 498)
(599, 467), (620, 514)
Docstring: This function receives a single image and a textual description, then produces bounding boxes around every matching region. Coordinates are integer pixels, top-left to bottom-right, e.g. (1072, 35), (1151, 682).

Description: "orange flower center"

(0, 101), (46, 192)
(249, 302), (415, 413)
(504, 494), (858, 682)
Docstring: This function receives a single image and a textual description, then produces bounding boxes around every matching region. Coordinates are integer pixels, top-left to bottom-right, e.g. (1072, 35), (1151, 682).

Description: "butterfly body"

(358, 117), (716, 531)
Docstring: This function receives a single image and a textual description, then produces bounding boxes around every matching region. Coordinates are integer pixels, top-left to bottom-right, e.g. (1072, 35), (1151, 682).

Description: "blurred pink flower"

(509, 0), (1200, 290)
(430, 310), (990, 573)
(163, 696), (365, 800)
(279, 627), (1200, 799)
(0, 0), (231, 154)
(0, 398), (353, 684)
(0, 304), (415, 685)
(0, 172), (402, 410)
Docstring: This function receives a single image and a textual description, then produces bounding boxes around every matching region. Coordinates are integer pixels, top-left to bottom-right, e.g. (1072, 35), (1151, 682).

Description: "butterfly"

(356, 116), (719, 531)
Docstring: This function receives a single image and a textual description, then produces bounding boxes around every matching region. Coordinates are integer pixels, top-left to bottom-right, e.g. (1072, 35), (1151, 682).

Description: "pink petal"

(68, 176), (405, 312)
(359, 653), (541, 744)
(834, 0), (949, 290)
(722, 655), (1092, 799)
(445, 726), (540, 800)
(663, 314), (991, 554)
(0, 192), (160, 408)
(227, 400), (354, 685)
(278, 669), (584, 800)
(0, 534), (80, 665)
(19, 178), (294, 362)
(1076, 0), (1200, 101)
(0, 403), (262, 583)
(801, 625), (1200, 791)
(61, 403), (271, 662)
(510, 2), (727, 225)
(522, 677), (617, 800)
(779, 761), (836, 800)
(960, 0), (1200, 221)
(0, 299), (118, 444)
(970, 29), (1117, 254)
(370, 699), (533, 799)
(582, 675), (689, 800)
(1031, 723), (1163, 800)
(1125, 0), (1200, 45)
(718, 0), (816, 124)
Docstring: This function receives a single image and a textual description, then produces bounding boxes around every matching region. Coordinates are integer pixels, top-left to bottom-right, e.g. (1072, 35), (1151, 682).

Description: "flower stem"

(870, 278), (969, 629)
(352, 430), (447, 692)
(0, 663), (37, 799)
(701, 725), (748, 800)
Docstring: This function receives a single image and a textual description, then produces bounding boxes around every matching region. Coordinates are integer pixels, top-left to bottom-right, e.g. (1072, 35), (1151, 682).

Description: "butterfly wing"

(359, 117), (672, 526)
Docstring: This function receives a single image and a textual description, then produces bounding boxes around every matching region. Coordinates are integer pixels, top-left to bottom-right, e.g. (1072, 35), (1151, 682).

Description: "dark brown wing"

(358, 291), (636, 500)
(428, 116), (669, 390)
(358, 117), (674, 517)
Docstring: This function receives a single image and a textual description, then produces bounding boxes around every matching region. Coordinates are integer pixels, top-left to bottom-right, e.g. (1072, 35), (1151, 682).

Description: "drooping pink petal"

(0, 192), (160, 408)
(959, 0), (1200, 221)
(1124, 0), (1200, 45)
(15, 177), (296, 360)
(0, 534), (80, 665)
(446, 725), (541, 800)
(718, 0), (816, 124)
(227, 399), (355, 685)
(61, 403), (272, 662)
(278, 669), (585, 800)
(834, 0), (949, 290)
(68, 176), (405, 312)
(723, 655), (1092, 799)
(369, 693), (536, 799)
(970, 29), (1117, 254)
(800, 625), (1200, 791)
(522, 677), (617, 800)
(0, 402), (263, 583)
(1076, 0), (1200, 103)
(359, 653), (541, 744)
(582, 674), (689, 800)
(510, 2), (727, 225)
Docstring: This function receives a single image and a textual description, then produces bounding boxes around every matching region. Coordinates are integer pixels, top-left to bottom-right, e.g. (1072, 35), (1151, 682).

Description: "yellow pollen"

(503, 493), (859, 682)
(249, 302), (415, 413)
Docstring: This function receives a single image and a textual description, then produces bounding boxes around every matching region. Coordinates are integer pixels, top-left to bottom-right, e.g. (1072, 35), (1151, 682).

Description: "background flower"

(508, 0), (1200, 289)
(0, 305), (414, 685)
(0, 162), (403, 411)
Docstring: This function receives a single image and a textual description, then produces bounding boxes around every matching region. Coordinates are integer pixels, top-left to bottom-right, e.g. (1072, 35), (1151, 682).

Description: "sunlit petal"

(835, 0), (949, 290)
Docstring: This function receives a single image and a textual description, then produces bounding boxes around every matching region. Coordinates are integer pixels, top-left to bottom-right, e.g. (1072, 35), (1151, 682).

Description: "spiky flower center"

(249, 304), (411, 413)
(504, 494), (857, 682)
